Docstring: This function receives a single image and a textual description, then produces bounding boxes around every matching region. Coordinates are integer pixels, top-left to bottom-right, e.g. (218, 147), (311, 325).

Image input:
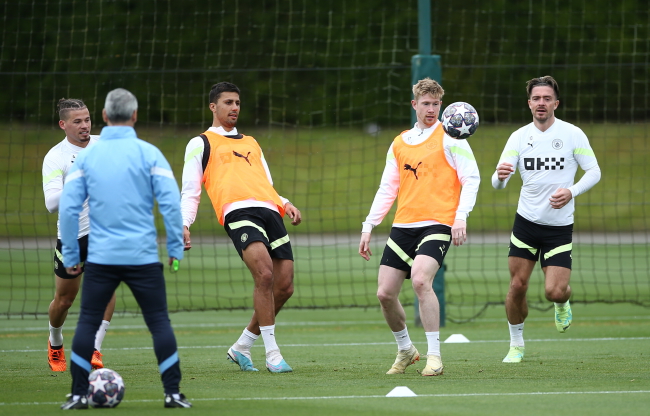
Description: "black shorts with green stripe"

(380, 225), (451, 278)
(54, 234), (89, 279)
(224, 207), (293, 261)
(509, 213), (573, 269)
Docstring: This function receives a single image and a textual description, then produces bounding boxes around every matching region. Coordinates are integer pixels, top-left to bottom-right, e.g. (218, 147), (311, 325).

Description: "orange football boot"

(91, 350), (104, 370)
(48, 341), (66, 372)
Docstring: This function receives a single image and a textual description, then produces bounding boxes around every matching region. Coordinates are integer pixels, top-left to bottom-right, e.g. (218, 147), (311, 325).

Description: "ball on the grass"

(441, 101), (479, 139)
(87, 368), (125, 408)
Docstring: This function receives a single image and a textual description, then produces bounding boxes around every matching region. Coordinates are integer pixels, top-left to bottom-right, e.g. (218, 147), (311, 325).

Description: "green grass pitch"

(1, 305), (649, 415)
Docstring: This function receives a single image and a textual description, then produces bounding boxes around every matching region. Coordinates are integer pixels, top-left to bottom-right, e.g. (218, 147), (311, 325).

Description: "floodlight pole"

(411, 0), (445, 328)
(410, 0), (442, 126)
(418, 0), (431, 55)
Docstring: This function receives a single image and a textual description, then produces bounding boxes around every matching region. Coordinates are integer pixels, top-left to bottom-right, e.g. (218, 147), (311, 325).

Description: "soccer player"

(492, 76), (601, 363)
(359, 78), (480, 376)
(42, 98), (116, 372)
(181, 81), (301, 373)
(59, 88), (191, 409)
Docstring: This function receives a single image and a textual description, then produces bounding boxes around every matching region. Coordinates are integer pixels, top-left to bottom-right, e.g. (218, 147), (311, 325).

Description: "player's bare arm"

(358, 232), (372, 261)
(183, 226), (192, 250)
(284, 202), (302, 226)
(451, 219), (467, 246)
(496, 162), (514, 181)
(549, 188), (573, 209)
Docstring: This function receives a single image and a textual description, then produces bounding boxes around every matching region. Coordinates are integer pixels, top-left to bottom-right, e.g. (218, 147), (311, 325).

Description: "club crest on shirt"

(552, 139), (563, 149)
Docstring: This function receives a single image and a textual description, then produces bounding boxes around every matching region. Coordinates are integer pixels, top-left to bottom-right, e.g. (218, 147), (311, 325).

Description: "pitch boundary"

(2, 337), (649, 354)
(2, 390), (650, 406)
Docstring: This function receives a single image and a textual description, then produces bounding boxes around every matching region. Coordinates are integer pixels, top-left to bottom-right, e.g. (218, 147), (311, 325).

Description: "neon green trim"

(510, 233), (537, 256)
(544, 243), (573, 260)
(502, 150), (519, 157)
(43, 169), (63, 184)
(229, 220), (268, 241)
(184, 146), (204, 163)
(270, 234), (290, 250)
(416, 234), (451, 251)
(386, 238), (413, 266)
(449, 146), (476, 161)
(55, 248), (63, 262)
(574, 148), (595, 157)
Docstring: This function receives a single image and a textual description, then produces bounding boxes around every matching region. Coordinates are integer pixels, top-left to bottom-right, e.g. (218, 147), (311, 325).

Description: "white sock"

(392, 327), (413, 351)
(236, 328), (259, 349)
(49, 322), (64, 347)
(231, 328), (258, 360)
(508, 322), (525, 347)
(555, 300), (570, 308)
(260, 325), (283, 365)
(425, 331), (440, 357)
(94, 320), (110, 351)
(266, 349), (283, 365)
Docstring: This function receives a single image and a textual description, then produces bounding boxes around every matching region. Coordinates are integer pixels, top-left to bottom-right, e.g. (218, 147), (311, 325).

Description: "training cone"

(444, 334), (470, 343)
(386, 386), (417, 397)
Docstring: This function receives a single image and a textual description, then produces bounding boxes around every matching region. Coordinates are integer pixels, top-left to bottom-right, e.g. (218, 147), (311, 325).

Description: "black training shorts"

(508, 213), (573, 269)
(53, 234), (89, 279)
(224, 207), (293, 261)
(380, 225), (451, 278)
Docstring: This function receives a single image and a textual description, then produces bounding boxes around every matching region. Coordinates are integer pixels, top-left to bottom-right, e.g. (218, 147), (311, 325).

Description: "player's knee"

(54, 294), (76, 311)
(276, 281), (294, 300)
(545, 287), (567, 302)
(254, 269), (274, 289)
(411, 276), (433, 296)
(377, 288), (397, 304)
(508, 277), (528, 294)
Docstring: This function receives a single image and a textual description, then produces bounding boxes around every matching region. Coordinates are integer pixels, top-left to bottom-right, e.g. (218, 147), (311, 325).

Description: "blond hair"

(412, 78), (444, 101)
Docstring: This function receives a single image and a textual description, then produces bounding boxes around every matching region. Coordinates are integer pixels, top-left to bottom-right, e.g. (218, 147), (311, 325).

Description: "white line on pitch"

(0, 320), (388, 332)
(2, 337), (649, 354)
(2, 390), (649, 406)
(2, 314), (649, 332)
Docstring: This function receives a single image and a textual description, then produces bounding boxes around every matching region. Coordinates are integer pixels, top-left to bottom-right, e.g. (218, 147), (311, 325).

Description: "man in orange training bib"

(359, 78), (480, 376)
(181, 82), (301, 373)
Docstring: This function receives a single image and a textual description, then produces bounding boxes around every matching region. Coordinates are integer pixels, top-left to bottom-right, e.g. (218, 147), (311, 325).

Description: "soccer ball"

(87, 368), (125, 408)
(441, 102), (479, 139)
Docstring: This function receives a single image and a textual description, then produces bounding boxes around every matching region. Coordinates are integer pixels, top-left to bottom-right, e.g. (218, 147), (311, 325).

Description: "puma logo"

(233, 151), (252, 165)
(439, 245), (446, 256)
(404, 162), (422, 180)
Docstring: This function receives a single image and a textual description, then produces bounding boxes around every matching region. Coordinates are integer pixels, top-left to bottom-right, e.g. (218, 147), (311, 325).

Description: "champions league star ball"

(441, 102), (479, 139)
(87, 368), (125, 408)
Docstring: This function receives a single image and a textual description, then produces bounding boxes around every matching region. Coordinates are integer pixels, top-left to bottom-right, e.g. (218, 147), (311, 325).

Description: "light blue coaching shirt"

(60, 126), (184, 267)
